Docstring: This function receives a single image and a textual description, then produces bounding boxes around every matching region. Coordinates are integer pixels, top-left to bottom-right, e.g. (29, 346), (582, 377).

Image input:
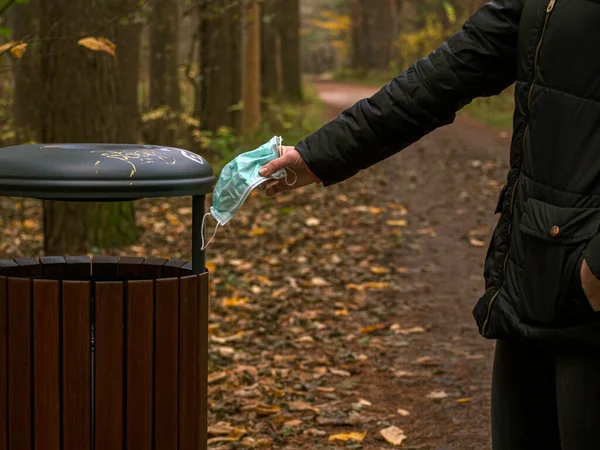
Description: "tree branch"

(0, 0), (17, 17)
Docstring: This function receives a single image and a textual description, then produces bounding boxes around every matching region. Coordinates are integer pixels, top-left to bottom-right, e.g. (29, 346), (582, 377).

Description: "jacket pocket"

(518, 198), (600, 325)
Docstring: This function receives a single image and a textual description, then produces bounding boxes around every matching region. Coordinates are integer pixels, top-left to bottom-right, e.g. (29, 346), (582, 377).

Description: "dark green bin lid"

(0, 143), (215, 201)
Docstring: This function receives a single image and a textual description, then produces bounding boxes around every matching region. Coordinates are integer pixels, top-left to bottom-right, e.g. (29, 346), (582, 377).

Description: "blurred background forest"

(0, 0), (513, 256)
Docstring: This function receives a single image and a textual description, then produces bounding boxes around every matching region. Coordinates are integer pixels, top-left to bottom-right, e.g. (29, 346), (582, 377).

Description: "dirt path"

(293, 81), (512, 449)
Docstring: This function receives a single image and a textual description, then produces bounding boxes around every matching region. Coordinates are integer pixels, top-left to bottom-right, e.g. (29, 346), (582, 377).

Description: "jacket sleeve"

(296, 0), (524, 186)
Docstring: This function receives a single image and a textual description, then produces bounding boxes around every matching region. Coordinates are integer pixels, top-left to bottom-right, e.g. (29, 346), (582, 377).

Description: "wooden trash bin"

(0, 144), (215, 450)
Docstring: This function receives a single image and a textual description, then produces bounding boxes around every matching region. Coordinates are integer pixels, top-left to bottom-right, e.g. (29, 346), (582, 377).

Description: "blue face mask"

(201, 136), (296, 248)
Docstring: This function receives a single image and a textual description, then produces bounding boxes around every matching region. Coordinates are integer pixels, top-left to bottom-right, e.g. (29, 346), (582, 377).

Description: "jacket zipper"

(481, 0), (556, 335)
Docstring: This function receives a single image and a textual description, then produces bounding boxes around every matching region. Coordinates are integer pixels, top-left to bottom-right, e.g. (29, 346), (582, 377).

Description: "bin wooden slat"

(15, 258), (41, 277)
(162, 259), (187, 278)
(65, 256), (91, 277)
(198, 273), (209, 450)
(95, 282), (124, 450)
(155, 278), (179, 450)
(118, 257), (145, 278)
(0, 260), (19, 277)
(179, 275), (198, 450)
(62, 281), (91, 450)
(141, 258), (168, 278)
(93, 256), (119, 277)
(126, 280), (154, 450)
(7, 277), (32, 450)
(33, 280), (60, 450)
(40, 256), (67, 277)
(0, 277), (7, 450)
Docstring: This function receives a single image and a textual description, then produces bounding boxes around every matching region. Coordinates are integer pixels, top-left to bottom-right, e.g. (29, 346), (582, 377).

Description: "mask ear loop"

(277, 137), (298, 187)
(201, 212), (220, 251)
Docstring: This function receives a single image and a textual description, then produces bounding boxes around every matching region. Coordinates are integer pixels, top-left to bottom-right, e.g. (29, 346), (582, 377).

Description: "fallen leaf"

(283, 419), (302, 427)
(469, 238), (486, 248)
(426, 390), (448, 399)
(205, 261), (216, 273)
(329, 368), (351, 377)
(22, 219), (37, 229)
(208, 371), (228, 384)
(316, 387), (336, 393)
(397, 408), (410, 416)
(248, 227), (266, 236)
(289, 401), (321, 414)
(328, 431), (366, 442)
(359, 323), (386, 334)
(357, 398), (372, 407)
(311, 276), (329, 286)
(457, 398), (471, 403)
(222, 296), (248, 307)
(370, 266), (390, 274)
(380, 426), (407, 446)
(335, 308), (348, 316)
(347, 282), (389, 291)
(387, 219), (408, 227)
(78, 36), (116, 56)
(255, 403), (281, 416)
(305, 217), (320, 227)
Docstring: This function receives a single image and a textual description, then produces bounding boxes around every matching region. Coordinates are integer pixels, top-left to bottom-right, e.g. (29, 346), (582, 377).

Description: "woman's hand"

(259, 145), (321, 196)
(580, 258), (600, 312)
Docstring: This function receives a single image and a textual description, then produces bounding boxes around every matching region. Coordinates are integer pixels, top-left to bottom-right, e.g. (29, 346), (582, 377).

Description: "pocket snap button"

(550, 225), (560, 237)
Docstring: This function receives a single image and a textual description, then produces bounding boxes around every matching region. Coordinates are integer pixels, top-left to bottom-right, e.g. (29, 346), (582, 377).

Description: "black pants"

(492, 339), (600, 450)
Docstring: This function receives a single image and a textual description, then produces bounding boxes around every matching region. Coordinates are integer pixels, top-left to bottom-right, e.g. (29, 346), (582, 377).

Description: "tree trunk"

(260, 0), (281, 101)
(349, 0), (394, 76)
(242, 0), (261, 135)
(197, 0), (242, 132)
(148, 0), (182, 145)
(115, 1), (142, 143)
(39, 0), (138, 255)
(10, 0), (40, 142)
(279, 0), (302, 101)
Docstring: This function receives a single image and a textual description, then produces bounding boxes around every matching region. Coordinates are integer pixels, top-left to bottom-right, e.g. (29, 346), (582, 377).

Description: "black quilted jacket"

(296, 0), (600, 346)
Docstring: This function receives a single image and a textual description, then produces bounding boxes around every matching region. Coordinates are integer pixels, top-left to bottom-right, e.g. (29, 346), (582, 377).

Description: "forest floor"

(0, 81), (512, 449)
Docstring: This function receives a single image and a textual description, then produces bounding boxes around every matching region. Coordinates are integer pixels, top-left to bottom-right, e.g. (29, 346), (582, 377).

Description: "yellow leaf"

(205, 261), (216, 273)
(10, 42), (27, 59)
(78, 36), (116, 57)
(346, 282), (389, 291)
(222, 296), (248, 307)
(380, 426), (407, 446)
(457, 397), (471, 403)
(328, 431), (366, 442)
(368, 206), (383, 214)
(0, 41), (15, 54)
(249, 227), (266, 236)
(387, 219), (408, 227)
(359, 323), (386, 334)
(335, 308), (348, 316)
(370, 266), (390, 274)
(22, 219), (37, 229)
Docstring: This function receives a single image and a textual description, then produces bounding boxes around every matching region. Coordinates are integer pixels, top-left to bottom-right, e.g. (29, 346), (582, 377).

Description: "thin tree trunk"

(39, 0), (138, 255)
(197, 0), (242, 132)
(115, 3), (142, 143)
(148, 0), (182, 145)
(10, 0), (40, 142)
(279, 0), (302, 101)
(242, 0), (261, 135)
(260, 0), (281, 100)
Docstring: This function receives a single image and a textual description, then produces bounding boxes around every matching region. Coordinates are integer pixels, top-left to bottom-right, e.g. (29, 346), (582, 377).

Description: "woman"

(260, 1), (600, 448)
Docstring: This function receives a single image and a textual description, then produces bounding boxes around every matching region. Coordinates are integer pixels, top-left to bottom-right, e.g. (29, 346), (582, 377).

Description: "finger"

(260, 154), (291, 177)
